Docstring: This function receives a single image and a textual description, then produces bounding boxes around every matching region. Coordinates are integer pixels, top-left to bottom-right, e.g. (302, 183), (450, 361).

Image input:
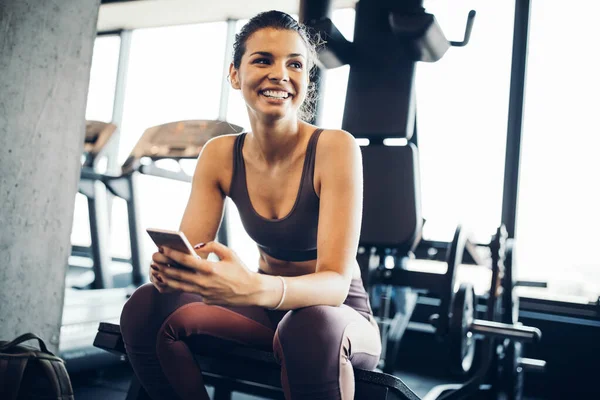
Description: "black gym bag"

(0, 332), (74, 400)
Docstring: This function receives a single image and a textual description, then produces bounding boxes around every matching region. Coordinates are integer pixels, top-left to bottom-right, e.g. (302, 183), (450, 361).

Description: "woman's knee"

(120, 283), (162, 343)
(274, 306), (345, 361)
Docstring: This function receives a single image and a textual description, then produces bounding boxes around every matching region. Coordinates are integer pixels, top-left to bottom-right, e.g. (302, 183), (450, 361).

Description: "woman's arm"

(256, 129), (363, 309)
(178, 136), (232, 258)
(155, 130), (363, 309)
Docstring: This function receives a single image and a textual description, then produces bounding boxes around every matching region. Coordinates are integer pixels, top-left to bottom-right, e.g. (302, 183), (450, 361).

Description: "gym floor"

(69, 362), (543, 400)
(70, 363), (446, 399)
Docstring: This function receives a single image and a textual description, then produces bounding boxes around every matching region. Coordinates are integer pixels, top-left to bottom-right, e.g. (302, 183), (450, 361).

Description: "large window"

(71, 35), (121, 248)
(110, 22), (228, 260)
(319, 8), (356, 129)
(515, 0), (600, 303)
(416, 0), (515, 244)
(224, 19), (251, 131)
(222, 19), (257, 268)
(86, 35), (121, 122)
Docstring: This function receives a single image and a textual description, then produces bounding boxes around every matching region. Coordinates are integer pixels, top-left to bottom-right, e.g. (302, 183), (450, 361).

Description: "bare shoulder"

(201, 133), (239, 157)
(315, 128), (361, 160)
(195, 133), (242, 195)
(314, 129), (362, 195)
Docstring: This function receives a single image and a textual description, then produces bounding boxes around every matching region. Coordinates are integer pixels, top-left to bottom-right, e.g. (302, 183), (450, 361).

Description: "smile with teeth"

(261, 90), (290, 99)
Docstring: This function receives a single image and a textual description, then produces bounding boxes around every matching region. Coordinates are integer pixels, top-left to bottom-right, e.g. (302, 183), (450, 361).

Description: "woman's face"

(230, 28), (309, 122)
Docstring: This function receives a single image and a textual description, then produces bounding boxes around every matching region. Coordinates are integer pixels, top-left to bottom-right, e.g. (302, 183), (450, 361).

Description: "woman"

(120, 10), (382, 400)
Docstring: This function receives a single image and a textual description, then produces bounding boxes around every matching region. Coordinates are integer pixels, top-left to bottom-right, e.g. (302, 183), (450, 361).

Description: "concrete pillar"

(0, 0), (100, 352)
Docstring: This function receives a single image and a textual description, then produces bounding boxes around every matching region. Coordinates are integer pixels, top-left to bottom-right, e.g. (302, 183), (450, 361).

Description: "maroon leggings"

(120, 279), (381, 400)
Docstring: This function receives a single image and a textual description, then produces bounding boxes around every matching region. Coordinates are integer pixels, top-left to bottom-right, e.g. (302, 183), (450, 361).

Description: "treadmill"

(60, 120), (244, 373)
(68, 121), (119, 290)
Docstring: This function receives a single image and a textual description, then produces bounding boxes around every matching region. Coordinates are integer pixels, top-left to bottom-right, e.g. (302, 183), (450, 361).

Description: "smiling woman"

(119, 10), (382, 400)
(228, 12), (319, 123)
(229, 27), (309, 122)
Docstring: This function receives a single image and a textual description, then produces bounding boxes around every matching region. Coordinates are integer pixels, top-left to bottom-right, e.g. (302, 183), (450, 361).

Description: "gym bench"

(93, 322), (421, 400)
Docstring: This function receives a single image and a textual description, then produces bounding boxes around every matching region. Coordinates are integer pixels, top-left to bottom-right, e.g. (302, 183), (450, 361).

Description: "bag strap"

(0, 333), (53, 355)
(0, 357), (29, 400)
(38, 359), (74, 399)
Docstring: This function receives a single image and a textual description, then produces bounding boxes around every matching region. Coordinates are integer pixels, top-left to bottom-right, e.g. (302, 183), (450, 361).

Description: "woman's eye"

(253, 58), (270, 65)
(290, 62), (303, 69)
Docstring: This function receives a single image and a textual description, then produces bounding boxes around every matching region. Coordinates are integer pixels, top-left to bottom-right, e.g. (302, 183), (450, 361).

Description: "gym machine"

(68, 120), (119, 289)
(310, 0), (546, 398)
(363, 223), (546, 400)
(60, 120), (242, 372)
(77, 120), (243, 288)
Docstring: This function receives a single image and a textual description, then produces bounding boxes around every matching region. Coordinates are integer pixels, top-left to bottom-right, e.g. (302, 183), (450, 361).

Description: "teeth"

(262, 90), (289, 99)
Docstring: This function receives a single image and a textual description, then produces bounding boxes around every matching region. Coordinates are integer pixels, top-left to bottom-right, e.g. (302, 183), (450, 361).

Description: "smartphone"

(146, 228), (196, 257)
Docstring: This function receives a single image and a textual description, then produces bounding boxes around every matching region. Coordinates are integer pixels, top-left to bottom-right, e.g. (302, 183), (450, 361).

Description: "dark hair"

(232, 10), (320, 121)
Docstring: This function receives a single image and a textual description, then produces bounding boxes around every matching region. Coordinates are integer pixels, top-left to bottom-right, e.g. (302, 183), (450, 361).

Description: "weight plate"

(449, 283), (476, 375)
(500, 340), (524, 400)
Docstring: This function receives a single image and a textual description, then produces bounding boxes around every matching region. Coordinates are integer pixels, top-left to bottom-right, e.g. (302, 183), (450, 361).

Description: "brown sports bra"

(228, 129), (323, 261)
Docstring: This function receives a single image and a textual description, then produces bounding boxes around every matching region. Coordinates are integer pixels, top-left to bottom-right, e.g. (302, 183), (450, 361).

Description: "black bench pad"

(95, 323), (420, 400)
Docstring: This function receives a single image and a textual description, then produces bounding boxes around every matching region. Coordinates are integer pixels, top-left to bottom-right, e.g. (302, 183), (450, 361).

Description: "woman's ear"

(229, 63), (240, 90)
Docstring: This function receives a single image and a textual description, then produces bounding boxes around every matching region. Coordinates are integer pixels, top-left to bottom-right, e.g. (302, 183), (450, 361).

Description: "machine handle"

(520, 357), (547, 373)
(139, 163), (192, 183)
(470, 319), (541, 343)
(516, 280), (548, 288)
(450, 10), (476, 47)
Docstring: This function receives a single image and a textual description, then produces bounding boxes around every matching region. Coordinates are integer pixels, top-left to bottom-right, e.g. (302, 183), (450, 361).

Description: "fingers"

(149, 263), (219, 302)
(151, 264), (203, 294)
(193, 241), (232, 261)
(158, 277), (199, 294)
(150, 267), (165, 284)
(160, 264), (202, 284)
(161, 247), (214, 274)
(150, 268), (172, 293)
(151, 261), (210, 292)
(152, 251), (172, 265)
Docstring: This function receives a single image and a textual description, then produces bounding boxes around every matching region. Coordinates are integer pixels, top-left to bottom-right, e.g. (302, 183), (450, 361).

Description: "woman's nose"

(267, 63), (289, 82)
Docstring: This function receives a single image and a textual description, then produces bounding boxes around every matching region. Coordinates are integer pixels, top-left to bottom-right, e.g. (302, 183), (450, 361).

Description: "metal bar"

(105, 30), (133, 246)
(470, 319), (541, 342)
(516, 280), (547, 288)
(107, 30), (132, 175)
(218, 19), (237, 121)
(101, 0), (138, 4)
(97, 29), (123, 37)
(501, 0), (531, 238)
(139, 163), (192, 182)
(519, 300), (599, 320)
(215, 20), (237, 247)
(80, 167), (108, 182)
(87, 181), (114, 289)
(520, 357), (547, 372)
(126, 173), (145, 286)
(372, 268), (446, 294)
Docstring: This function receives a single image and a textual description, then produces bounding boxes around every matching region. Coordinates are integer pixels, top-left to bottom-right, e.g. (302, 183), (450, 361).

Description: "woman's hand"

(149, 255), (178, 294)
(152, 242), (261, 305)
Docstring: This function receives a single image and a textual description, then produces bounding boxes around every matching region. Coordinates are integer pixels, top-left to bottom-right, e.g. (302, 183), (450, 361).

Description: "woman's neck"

(247, 118), (306, 164)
